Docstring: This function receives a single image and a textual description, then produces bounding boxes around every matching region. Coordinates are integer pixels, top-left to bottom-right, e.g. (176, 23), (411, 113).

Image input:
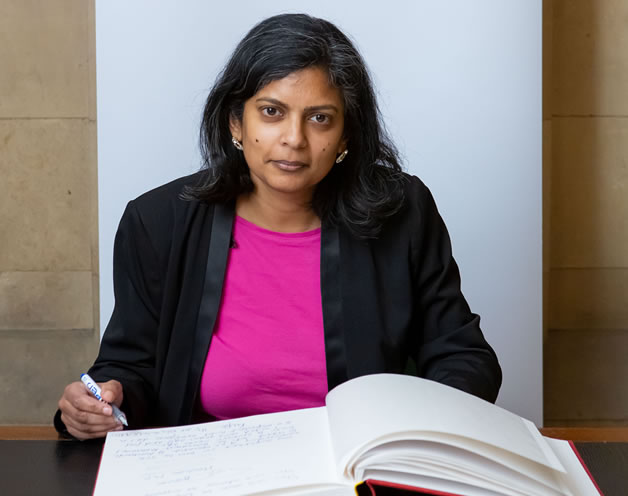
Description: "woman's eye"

(311, 114), (329, 124)
(262, 107), (280, 117)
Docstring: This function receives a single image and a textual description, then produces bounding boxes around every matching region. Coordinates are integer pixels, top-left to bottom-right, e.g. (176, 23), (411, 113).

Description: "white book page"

(254, 487), (355, 496)
(354, 440), (567, 496)
(545, 438), (602, 496)
(93, 407), (340, 496)
(325, 375), (562, 475)
(354, 431), (567, 494)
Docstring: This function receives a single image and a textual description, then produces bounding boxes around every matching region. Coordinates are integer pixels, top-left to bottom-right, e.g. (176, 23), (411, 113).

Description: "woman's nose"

(280, 117), (307, 149)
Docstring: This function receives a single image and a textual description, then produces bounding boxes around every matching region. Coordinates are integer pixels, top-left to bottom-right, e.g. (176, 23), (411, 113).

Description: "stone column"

(545, 0), (628, 426)
(0, 0), (99, 423)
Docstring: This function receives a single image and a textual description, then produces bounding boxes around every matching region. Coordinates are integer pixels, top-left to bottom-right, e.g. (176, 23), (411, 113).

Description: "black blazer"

(61, 171), (501, 430)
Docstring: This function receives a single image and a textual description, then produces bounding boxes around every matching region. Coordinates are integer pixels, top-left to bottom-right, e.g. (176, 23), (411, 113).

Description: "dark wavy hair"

(183, 13), (406, 239)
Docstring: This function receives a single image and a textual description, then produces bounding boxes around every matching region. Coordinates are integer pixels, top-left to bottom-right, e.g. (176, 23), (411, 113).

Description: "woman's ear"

(229, 114), (242, 141)
(337, 137), (348, 155)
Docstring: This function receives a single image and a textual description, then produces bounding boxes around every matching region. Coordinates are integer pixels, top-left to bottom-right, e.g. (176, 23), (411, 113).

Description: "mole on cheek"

(255, 139), (259, 143)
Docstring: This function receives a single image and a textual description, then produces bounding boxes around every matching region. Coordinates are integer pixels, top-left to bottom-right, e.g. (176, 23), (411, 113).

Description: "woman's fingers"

(99, 380), (124, 407)
(62, 411), (123, 439)
(58, 380), (125, 439)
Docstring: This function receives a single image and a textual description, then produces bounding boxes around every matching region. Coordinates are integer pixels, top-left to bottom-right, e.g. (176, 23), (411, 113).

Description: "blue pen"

(80, 373), (128, 427)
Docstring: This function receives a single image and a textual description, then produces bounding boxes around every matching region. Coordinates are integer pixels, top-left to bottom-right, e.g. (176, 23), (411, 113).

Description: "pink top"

(199, 216), (328, 420)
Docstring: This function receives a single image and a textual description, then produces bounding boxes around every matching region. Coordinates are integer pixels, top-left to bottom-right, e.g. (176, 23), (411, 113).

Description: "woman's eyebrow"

(255, 97), (339, 113)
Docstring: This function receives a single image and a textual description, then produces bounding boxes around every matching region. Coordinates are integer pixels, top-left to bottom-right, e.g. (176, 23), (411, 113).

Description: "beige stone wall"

(544, 0), (628, 425)
(0, 0), (99, 423)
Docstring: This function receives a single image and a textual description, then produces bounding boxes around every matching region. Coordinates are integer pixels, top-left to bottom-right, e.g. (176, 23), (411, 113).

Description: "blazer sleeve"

(87, 200), (163, 427)
(409, 179), (502, 402)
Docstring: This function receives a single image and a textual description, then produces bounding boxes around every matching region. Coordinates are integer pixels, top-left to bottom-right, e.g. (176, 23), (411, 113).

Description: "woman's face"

(230, 66), (347, 203)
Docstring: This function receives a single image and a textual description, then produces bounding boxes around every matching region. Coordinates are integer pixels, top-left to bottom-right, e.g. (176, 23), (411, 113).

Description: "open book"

(93, 374), (601, 496)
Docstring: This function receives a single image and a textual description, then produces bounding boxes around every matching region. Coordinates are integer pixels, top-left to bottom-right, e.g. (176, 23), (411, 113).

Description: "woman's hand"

(58, 379), (125, 440)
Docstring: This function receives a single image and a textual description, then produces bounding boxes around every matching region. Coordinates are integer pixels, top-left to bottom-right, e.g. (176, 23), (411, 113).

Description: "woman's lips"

(271, 160), (308, 171)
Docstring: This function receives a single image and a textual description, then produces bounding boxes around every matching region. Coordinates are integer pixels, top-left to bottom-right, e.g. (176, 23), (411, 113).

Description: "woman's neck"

(236, 191), (321, 233)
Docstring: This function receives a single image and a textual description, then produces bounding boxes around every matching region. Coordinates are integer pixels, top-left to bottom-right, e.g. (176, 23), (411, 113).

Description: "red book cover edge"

(568, 440), (604, 496)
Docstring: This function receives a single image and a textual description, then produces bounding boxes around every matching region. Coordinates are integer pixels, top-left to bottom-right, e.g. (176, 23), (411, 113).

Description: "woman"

(56, 13), (501, 440)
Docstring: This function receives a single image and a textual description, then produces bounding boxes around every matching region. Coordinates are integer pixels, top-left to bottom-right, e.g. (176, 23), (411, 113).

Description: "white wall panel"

(96, 0), (542, 423)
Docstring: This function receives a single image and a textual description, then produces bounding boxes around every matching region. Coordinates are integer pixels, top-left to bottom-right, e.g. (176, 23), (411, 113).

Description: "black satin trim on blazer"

(320, 223), (348, 390)
(181, 202), (234, 424)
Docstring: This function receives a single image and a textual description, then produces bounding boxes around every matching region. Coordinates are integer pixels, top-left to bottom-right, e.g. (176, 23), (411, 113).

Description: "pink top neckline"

(235, 215), (321, 238)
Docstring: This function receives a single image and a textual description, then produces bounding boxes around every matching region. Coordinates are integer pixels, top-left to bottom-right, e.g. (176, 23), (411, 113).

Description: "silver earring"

(231, 137), (243, 151)
(335, 149), (348, 164)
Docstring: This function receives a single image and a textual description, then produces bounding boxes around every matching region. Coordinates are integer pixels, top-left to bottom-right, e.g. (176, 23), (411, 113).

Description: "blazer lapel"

(320, 221), (349, 390)
(181, 201), (234, 423)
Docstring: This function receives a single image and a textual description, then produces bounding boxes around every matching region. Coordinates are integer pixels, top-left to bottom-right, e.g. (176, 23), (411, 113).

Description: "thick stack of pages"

(93, 374), (601, 496)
